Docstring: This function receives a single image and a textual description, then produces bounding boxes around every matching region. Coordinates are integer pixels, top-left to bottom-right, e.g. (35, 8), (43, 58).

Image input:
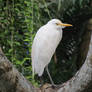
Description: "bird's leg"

(46, 65), (55, 86)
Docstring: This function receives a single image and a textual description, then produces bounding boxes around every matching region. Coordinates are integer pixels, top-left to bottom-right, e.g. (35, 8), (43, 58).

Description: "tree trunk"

(0, 20), (92, 92)
(0, 47), (39, 92)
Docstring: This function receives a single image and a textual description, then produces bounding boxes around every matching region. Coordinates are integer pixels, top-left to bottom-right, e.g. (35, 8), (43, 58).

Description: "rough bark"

(0, 47), (39, 92)
(0, 20), (92, 92)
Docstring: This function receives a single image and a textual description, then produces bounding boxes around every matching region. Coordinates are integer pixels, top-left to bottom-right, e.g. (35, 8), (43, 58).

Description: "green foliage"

(0, 0), (92, 86)
(0, 0), (41, 86)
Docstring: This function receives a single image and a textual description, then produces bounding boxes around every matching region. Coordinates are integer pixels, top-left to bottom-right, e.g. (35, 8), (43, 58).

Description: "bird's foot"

(51, 83), (56, 87)
(51, 84), (61, 89)
(51, 84), (63, 89)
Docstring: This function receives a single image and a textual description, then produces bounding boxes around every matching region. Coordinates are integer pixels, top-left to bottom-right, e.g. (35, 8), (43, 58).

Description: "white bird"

(31, 19), (72, 85)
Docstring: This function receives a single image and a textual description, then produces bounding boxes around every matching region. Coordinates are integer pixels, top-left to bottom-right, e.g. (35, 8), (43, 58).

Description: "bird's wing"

(32, 25), (62, 76)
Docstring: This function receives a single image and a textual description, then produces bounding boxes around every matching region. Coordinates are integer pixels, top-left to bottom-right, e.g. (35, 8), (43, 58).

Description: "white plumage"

(31, 19), (72, 78)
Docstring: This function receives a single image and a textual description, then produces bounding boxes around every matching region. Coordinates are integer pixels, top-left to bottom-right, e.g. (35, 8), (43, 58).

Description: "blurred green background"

(0, 0), (92, 86)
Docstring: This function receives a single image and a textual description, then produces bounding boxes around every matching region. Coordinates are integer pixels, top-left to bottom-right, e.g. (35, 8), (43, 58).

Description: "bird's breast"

(43, 28), (62, 49)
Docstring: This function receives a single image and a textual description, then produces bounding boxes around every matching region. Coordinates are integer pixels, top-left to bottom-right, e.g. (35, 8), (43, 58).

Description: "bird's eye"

(56, 23), (59, 25)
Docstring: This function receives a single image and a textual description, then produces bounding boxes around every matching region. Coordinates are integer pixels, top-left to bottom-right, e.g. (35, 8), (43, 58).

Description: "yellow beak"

(57, 23), (72, 27)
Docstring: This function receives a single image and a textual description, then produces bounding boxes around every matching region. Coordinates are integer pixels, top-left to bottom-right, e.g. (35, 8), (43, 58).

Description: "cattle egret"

(31, 19), (72, 85)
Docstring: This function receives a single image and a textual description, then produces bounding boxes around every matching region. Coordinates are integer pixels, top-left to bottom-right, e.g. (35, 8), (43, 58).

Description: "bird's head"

(47, 19), (72, 29)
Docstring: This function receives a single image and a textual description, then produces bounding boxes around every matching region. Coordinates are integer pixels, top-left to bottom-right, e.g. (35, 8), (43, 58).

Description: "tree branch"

(0, 47), (39, 92)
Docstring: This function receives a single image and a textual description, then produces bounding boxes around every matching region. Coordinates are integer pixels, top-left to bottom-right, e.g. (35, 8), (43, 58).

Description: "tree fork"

(0, 19), (92, 92)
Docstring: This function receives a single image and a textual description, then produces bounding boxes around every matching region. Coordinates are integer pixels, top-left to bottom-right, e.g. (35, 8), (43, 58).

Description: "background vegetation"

(0, 0), (92, 86)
